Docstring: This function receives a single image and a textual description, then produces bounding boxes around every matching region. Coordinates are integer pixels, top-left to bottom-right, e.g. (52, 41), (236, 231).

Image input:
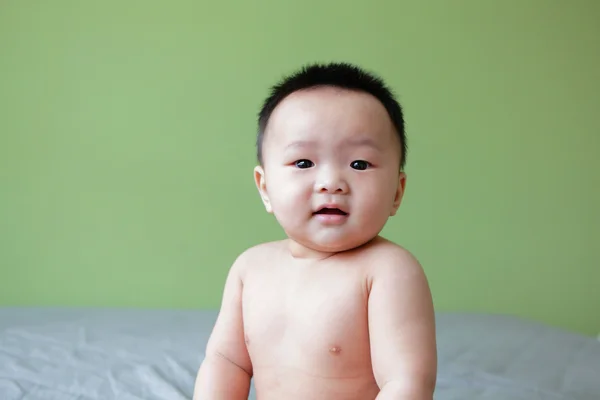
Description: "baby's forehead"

(266, 88), (395, 142)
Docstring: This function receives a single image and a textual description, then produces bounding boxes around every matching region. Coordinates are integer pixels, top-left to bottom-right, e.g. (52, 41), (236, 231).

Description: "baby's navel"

(329, 345), (342, 355)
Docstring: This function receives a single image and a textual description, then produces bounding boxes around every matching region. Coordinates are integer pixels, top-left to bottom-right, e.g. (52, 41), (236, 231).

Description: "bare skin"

(194, 86), (437, 399)
(194, 237), (436, 400)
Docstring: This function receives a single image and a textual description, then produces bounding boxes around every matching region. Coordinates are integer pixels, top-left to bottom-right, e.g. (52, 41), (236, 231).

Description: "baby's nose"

(315, 179), (349, 194)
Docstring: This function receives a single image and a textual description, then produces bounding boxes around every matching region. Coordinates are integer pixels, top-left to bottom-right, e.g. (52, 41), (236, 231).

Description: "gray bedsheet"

(0, 308), (598, 399)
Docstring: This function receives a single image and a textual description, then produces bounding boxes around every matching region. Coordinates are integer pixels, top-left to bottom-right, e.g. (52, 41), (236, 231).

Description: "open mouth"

(313, 208), (348, 216)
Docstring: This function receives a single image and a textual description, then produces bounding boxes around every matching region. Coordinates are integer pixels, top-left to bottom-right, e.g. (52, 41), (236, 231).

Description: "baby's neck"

(287, 240), (337, 261)
(285, 236), (381, 261)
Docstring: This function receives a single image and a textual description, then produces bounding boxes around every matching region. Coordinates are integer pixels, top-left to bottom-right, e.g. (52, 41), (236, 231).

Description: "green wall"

(1, 1), (598, 335)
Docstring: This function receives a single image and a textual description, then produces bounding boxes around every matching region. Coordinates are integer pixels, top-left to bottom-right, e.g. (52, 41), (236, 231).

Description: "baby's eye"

(294, 159), (314, 169)
(350, 160), (371, 170)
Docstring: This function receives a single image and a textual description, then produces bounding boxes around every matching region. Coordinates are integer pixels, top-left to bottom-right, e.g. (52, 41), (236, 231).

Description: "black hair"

(256, 62), (407, 170)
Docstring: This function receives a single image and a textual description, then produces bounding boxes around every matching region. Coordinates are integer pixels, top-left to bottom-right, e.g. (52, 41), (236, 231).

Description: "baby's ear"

(253, 165), (272, 213)
(390, 172), (407, 216)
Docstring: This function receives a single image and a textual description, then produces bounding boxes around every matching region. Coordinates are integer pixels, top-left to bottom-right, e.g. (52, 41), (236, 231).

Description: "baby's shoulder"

(238, 240), (285, 260)
(361, 237), (423, 277)
(230, 240), (286, 276)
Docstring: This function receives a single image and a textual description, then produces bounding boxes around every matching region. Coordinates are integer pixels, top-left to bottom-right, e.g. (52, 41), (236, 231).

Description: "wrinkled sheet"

(0, 308), (598, 399)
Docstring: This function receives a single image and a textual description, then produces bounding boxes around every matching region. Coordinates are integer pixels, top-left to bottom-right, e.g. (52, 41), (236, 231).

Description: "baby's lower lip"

(313, 213), (349, 224)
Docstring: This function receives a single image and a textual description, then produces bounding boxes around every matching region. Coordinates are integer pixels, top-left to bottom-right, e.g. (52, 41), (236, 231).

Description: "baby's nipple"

(329, 345), (342, 355)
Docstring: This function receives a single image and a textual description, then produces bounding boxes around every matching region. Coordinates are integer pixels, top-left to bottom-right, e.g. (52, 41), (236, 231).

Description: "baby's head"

(254, 62), (407, 256)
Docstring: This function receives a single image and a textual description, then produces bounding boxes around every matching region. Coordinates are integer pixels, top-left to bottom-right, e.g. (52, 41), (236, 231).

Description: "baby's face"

(255, 86), (406, 255)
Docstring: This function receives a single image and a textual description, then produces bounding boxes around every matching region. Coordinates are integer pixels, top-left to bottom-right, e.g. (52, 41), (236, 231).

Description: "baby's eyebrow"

(284, 140), (316, 150)
(344, 137), (383, 151)
(283, 137), (383, 151)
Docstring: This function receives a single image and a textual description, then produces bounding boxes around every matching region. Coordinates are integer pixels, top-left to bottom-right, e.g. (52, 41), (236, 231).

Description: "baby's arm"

(193, 255), (252, 400)
(368, 249), (437, 400)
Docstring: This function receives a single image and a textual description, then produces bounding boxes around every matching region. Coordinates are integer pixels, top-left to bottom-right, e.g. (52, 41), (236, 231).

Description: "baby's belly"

(252, 365), (380, 400)
(242, 268), (375, 398)
(248, 330), (378, 400)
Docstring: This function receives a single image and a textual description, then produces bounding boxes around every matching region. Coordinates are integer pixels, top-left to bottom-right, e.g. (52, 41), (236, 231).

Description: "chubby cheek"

(354, 180), (396, 219)
(268, 175), (312, 218)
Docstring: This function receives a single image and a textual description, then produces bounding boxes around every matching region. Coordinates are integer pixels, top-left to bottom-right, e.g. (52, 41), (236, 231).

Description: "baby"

(193, 63), (437, 399)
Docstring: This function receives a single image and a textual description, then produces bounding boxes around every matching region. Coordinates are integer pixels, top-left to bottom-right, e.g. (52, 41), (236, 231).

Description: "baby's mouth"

(313, 208), (348, 216)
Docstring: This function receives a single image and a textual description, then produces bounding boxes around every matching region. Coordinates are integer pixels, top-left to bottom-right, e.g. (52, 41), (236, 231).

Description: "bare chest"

(241, 266), (372, 375)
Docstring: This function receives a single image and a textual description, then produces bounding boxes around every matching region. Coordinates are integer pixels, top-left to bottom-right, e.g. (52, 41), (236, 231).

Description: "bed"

(0, 307), (598, 399)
